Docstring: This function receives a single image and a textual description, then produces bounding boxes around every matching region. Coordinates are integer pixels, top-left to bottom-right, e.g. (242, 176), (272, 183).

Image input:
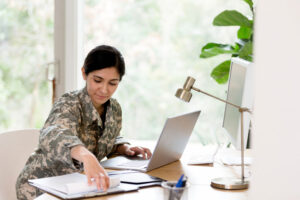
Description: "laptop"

(100, 110), (200, 172)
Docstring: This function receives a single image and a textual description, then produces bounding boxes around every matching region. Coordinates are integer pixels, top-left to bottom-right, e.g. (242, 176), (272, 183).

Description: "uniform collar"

(79, 87), (111, 128)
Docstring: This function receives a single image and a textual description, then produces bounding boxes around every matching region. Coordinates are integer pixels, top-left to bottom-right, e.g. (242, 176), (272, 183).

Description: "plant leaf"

(200, 43), (238, 58)
(237, 27), (252, 39)
(238, 41), (253, 61)
(213, 10), (253, 28)
(210, 60), (231, 84)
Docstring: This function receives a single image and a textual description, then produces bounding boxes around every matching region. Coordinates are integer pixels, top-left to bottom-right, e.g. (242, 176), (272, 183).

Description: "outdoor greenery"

(200, 0), (254, 84)
(84, 0), (250, 144)
(0, 1), (53, 131)
(1, 0), (250, 146)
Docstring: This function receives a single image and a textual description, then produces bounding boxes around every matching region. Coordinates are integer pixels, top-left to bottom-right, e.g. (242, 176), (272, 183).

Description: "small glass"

(161, 181), (189, 200)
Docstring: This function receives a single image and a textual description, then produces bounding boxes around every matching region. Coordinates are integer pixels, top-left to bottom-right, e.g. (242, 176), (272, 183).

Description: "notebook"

(100, 110), (201, 172)
(29, 173), (138, 199)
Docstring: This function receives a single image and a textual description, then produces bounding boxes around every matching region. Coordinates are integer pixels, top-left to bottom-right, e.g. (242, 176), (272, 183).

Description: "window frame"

(54, 0), (84, 98)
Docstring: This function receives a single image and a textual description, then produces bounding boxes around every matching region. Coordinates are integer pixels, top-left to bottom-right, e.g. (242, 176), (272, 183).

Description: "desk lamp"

(175, 76), (251, 190)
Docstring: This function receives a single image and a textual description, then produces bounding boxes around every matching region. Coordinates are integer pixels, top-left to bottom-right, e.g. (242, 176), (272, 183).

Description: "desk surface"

(37, 145), (250, 200)
(121, 161), (248, 200)
(38, 162), (249, 200)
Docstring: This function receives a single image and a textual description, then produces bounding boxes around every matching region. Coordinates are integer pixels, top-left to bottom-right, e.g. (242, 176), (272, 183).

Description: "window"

(83, 0), (250, 144)
(0, 0), (53, 131)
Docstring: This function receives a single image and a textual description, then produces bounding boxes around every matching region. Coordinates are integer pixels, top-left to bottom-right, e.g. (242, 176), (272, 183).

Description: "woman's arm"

(39, 94), (110, 190)
(39, 98), (84, 170)
(109, 99), (152, 159)
(71, 145), (109, 191)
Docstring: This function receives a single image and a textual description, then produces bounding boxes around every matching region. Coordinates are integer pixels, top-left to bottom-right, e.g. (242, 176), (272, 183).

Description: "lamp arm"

(185, 83), (252, 188)
(191, 87), (241, 109)
(192, 86), (253, 184)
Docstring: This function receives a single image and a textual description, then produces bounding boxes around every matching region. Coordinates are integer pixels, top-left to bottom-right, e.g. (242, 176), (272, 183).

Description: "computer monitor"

(223, 57), (254, 150)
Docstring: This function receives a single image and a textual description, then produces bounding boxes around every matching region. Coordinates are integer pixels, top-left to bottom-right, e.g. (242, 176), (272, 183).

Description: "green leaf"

(243, 0), (254, 12)
(236, 39), (250, 47)
(238, 41), (253, 61)
(233, 43), (241, 51)
(210, 60), (231, 84)
(237, 27), (252, 39)
(213, 10), (253, 28)
(200, 43), (238, 58)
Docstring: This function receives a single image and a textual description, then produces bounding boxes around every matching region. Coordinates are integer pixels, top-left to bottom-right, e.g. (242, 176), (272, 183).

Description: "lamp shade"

(175, 76), (195, 102)
(175, 88), (192, 102)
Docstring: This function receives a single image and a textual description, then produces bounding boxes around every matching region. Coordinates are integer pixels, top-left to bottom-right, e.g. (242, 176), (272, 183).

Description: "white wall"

(250, 0), (300, 199)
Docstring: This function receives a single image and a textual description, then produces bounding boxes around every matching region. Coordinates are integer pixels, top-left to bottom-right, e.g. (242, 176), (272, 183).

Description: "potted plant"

(200, 0), (254, 84)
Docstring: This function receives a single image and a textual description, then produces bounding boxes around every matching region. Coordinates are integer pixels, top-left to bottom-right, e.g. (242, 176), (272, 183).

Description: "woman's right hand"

(82, 153), (110, 191)
(71, 145), (109, 191)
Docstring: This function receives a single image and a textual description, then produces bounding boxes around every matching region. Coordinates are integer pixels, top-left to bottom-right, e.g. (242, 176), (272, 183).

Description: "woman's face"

(82, 67), (120, 109)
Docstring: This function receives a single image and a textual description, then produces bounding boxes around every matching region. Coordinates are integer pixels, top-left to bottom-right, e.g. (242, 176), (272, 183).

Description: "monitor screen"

(223, 57), (253, 150)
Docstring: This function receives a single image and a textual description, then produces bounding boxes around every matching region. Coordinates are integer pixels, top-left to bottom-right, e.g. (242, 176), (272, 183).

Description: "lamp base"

(211, 177), (249, 190)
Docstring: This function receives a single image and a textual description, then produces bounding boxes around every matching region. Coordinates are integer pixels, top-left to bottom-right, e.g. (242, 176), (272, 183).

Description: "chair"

(0, 129), (39, 200)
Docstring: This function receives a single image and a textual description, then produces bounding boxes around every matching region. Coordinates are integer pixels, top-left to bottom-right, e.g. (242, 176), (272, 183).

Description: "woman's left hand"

(117, 144), (152, 159)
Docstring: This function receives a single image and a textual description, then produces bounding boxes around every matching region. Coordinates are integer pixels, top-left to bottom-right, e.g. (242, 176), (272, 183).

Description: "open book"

(29, 173), (138, 199)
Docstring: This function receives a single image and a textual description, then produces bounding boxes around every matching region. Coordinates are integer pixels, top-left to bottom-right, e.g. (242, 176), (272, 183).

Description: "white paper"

(29, 173), (120, 195)
(221, 155), (253, 165)
(65, 176), (120, 195)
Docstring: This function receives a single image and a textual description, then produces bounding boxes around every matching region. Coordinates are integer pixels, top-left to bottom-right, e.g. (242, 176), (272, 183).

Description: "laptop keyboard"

(118, 160), (149, 168)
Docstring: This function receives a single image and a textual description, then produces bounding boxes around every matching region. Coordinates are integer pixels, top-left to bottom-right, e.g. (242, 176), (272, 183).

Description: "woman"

(16, 45), (152, 200)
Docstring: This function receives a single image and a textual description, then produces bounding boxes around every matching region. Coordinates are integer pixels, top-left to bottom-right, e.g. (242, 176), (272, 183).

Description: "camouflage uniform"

(16, 87), (129, 200)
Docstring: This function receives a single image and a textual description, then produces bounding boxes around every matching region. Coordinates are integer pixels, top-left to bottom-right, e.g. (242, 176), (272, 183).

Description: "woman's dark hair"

(83, 45), (125, 80)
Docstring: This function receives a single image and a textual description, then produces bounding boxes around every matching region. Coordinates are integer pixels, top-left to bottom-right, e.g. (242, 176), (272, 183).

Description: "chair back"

(0, 129), (39, 199)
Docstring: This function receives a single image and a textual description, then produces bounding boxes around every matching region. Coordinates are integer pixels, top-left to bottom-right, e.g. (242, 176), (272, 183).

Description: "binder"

(29, 173), (138, 199)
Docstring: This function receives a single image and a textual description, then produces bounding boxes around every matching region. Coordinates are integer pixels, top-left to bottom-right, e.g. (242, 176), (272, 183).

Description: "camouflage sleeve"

(114, 136), (130, 146)
(109, 137), (131, 155)
(110, 99), (130, 154)
(39, 95), (84, 170)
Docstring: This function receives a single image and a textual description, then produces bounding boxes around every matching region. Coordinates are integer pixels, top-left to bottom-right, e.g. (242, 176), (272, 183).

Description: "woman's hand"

(71, 145), (109, 191)
(82, 153), (109, 191)
(116, 144), (152, 159)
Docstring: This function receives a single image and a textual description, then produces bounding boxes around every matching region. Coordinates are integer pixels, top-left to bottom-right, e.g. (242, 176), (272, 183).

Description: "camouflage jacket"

(17, 87), (128, 181)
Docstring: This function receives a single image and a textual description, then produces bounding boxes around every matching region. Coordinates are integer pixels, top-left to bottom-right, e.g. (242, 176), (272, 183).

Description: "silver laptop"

(100, 110), (200, 172)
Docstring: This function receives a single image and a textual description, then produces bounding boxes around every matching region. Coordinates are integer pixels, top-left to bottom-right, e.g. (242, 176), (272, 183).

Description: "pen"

(170, 175), (187, 200)
(175, 174), (187, 188)
(181, 175), (187, 187)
